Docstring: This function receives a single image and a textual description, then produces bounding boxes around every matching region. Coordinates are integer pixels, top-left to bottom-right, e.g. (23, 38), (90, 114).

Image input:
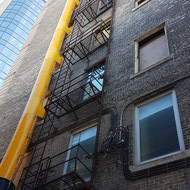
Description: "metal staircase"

(18, 0), (113, 189)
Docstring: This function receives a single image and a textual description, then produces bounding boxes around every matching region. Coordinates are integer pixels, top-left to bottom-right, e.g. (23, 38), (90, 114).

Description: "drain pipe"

(0, 0), (80, 189)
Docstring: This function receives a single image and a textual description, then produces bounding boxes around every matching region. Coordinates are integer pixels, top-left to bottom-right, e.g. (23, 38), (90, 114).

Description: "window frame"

(134, 0), (151, 9)
(99, 0), (112, 11)
(135, 0), (147, 6)
(83, 62), (105, 100)
(135, 90), (185, 164)
(134, 23), (170, 73)
(63, 124), (97, 178)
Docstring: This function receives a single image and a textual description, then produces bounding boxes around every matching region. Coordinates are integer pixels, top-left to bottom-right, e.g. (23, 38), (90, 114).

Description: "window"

(65, 126), (97, 181)
(135, 26), (169, 73)
(135, 91), (184, 163)
(99, 0), (112, 10)
(93, 20), (111, 48)
(135, 0), (147, 7)
(83, 63), (105, 100)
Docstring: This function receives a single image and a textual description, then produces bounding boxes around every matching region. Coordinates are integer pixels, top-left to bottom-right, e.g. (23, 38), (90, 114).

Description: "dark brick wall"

(93, 0), (190, 189)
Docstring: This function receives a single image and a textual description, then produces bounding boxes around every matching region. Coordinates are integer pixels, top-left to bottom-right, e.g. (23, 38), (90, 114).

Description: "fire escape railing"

(32, 2), (112, 140)
(73, 0), (99, 27)
(18, 144), (93, 190)
(73, 0), (113, 27)
(46, 72), (103, 118)
(18, 0), (113, 189)
(62, 20), (111, 65)
(32, 67), (104, 142)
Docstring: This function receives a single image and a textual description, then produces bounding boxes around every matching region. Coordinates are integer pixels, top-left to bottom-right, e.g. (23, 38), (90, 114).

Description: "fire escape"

(18, 0), (113, 189)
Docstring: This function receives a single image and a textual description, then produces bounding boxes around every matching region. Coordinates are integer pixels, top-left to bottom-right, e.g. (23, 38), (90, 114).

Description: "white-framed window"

(134, 24), (169, 73)
(99, 0), (112, 10)
(64, 125), (97, 181)
(135, 91), (185, 164)
(83, 63), (105, 100)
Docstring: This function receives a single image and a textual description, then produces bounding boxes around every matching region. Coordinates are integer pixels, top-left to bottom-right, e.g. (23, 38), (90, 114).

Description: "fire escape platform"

(37, 173), (90, 190)
(73, 0), (113, 27)
(18, 0), (113, 189)
(19, 145), (93, 190)
(62, 20), (110, 65)
(73, 0), (99, 27)
(46, 71), (103, 118)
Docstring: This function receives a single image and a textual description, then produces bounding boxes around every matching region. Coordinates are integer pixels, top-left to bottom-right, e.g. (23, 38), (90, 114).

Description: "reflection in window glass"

(83, 64), (105, 100)
(6, 60), (13, 67)
(10, 53), (17, 61)
(135, 0), (147, 7)
(0, 61), (4, 70)
(16, 42), (22, 50)
(9, 37), (17, 45)
(8, 23), (17, 31)
(0, 54), (8, 62)
(12, 32), (19, 40)
(26, 11), (31, 17)
(2, 64), (11, 74)
(0, 45), (3, 52)
(135, 92), (184, 163)
(66, 126), (97, 180)
(6, 29), (13, 35)
(27, 23), (33, 30)
(99, 0), (112, 10)
(14, 5), (20, 10)
(7, 13), (15, 18)
(2, 47), (12, 57)
(20, 18), (26, 25)
(15, 15), (22, 22)
(22, 32), (28, 40)
(6, 43), (14, 51)
(0, 0), (46, 87)
(2, 33), (11, 41)
(0, 72), (7, 79)
(15, 27), (23, 35)
(2, 22), (9, 27)
(93, 20), (111, 48)
(13, 48), (19, 55)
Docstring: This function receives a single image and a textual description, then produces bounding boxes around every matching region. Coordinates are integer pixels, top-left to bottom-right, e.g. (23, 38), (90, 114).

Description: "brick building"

(0, 0), (46, 87)
(0, 0), (190, 189)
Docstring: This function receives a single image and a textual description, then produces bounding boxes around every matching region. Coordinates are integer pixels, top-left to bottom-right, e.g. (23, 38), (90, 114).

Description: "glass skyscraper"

(0, 0), (46, 87)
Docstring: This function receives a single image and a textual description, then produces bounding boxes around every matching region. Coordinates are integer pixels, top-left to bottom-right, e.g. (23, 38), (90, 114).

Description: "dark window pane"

(139, 94), (180, 162)
(66, 126), (97, 180)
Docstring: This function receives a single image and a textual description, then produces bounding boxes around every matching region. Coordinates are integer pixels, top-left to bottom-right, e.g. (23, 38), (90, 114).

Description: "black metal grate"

(46, 68), (104, 118)
(63, 20), (111, 65)
(73, 0), (113, 27)
(18, 145), (93, 190)
(19, 0), (114, 189)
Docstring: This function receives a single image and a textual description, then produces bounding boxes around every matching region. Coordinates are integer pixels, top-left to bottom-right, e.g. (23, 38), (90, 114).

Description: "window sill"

(132, 0), (151, 12)
(130, 54), (173, 80)
(130, 149), (190, 172)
